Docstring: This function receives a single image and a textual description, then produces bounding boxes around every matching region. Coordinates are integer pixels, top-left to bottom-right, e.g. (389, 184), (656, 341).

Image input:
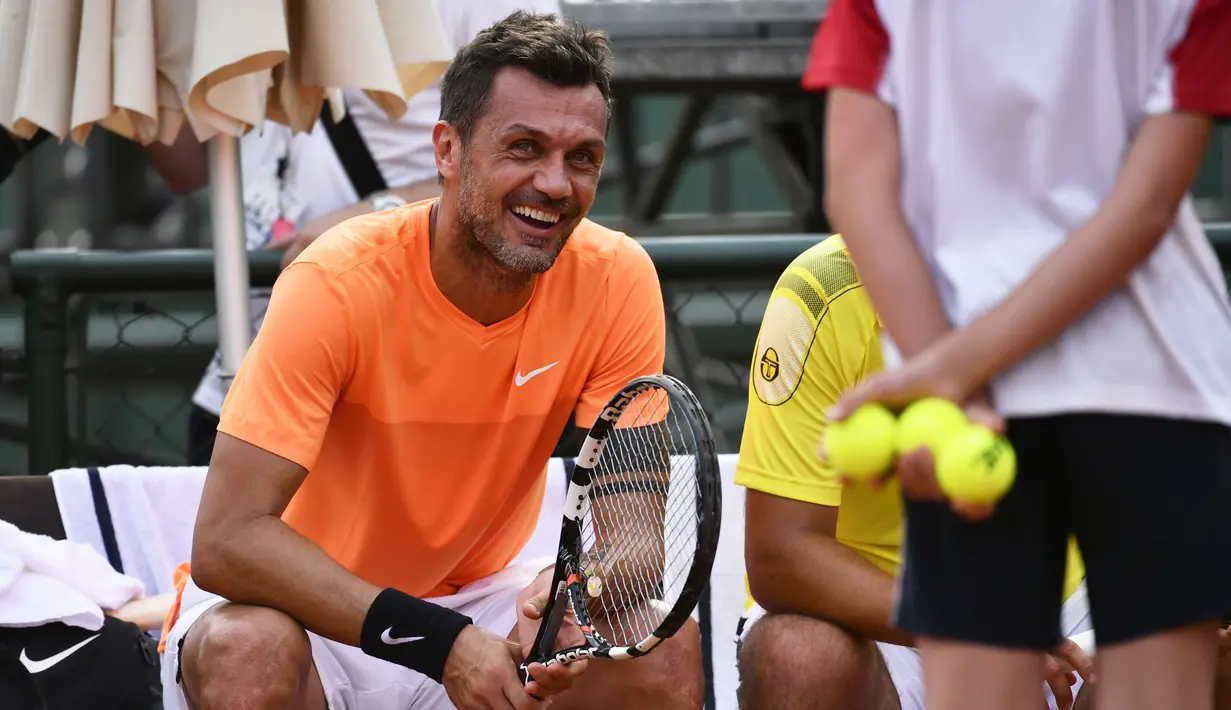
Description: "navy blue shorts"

(893, 413), (1231, 649)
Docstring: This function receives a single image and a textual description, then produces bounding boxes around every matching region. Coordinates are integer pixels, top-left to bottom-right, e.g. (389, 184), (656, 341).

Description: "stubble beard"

(455, 159), (571, 292)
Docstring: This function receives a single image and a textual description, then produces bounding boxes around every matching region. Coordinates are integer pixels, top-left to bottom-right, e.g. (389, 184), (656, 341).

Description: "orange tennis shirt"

(217, 200), (665, 599)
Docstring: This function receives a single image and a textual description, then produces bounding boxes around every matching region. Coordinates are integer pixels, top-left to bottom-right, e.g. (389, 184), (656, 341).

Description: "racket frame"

(520, 374), (722, 681)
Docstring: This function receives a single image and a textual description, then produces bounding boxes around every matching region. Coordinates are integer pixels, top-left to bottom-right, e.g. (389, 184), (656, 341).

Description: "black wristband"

(360, 588), (473, 683)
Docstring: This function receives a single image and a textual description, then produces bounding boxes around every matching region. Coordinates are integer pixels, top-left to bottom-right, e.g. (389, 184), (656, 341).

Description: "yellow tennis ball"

(896, 397), (969, 455)
(896, 393), (970, 452)
(824, 403), (897, 481)
(934, 425), (1017, 504)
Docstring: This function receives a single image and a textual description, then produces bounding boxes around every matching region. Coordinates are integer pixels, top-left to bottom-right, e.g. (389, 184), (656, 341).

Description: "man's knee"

(179, 604), (317, 710)
(737, 613), (880, 703)
(645, 615), (705, 707)
(619, 615), (704, 709)
(561, 615), (704, 710)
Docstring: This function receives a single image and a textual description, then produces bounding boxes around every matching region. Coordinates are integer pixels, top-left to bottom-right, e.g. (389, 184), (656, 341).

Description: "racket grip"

(519, 662), (544, 701)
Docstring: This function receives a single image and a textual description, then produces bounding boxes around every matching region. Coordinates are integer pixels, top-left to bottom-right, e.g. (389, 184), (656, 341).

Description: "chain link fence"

(71, 293), (218, 466)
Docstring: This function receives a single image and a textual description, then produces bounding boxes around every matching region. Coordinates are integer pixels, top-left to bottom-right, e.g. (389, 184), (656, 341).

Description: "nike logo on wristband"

(381, 627), (425, 645)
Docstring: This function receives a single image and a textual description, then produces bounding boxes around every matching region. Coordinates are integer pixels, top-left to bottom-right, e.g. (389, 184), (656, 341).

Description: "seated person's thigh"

(162, 586), (341, 710)
(325, 562), (542, 710)
(736, 604), (916, 710)
(162, 564), (536, 710)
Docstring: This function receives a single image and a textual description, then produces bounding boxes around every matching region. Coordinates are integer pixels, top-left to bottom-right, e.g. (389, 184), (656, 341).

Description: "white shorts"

(161, 556), (552, 710)
(735, 581), (1094, 710)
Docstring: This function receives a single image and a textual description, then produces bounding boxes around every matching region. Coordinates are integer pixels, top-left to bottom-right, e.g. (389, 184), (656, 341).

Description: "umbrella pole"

(208, 134), (252, 390)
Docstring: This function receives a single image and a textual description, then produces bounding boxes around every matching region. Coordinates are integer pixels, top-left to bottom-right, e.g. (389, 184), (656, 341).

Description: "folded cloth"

(0, 519), (143, 630)
(50, 465), (207, 597)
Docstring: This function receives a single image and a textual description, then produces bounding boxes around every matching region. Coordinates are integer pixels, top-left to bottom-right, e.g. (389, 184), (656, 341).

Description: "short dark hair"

(439, 11), (614, 143)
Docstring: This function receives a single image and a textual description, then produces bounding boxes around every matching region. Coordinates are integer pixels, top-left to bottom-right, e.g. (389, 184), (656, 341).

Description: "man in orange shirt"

(158, 12), (702, 710)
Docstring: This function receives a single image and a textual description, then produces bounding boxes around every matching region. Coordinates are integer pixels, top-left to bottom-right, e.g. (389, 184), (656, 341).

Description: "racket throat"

(532, 580), (572, 661)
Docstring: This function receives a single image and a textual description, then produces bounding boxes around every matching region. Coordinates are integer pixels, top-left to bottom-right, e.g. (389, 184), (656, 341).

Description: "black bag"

(0, 616), (162, 710)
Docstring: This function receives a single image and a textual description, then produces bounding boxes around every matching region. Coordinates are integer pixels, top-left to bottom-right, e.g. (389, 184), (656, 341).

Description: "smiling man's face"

(452, 66), (608, 275)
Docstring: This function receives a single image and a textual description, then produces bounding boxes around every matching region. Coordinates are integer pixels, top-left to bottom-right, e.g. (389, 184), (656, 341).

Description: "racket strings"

(580, 386), (703, 647)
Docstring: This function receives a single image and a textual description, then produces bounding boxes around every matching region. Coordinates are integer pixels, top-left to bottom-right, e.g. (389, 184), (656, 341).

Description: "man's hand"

(268, 203), (371, 269)
(828, 339), (978, 424)
(515, 568), (590, 697)
(1218, 624), (1231, 655)
(442, 625), (548, 710)
(823, 347), (1004, 521)
(1044, 637), (1096, 710)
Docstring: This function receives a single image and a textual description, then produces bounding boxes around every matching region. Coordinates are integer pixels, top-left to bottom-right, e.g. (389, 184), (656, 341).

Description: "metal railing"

(10, 228), (1231, 475)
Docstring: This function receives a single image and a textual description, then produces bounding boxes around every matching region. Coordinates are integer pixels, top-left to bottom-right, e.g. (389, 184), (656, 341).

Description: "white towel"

(710, 454), (746, 710)
(0, 519), (143, 630)
(49, 468), (107, 563)
(0, 548), (20, 593)
(50, 465), (208, 597)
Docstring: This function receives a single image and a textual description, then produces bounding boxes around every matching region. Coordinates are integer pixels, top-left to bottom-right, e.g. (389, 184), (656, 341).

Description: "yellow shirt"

(735, 235), (1085, 611)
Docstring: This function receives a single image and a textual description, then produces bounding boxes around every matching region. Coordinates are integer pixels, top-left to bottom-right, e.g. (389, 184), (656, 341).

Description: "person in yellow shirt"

(733, 235), (1093, 710)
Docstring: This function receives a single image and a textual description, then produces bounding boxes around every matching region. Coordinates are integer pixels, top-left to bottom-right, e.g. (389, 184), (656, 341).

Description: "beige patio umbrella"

(0, 0), (452, 386)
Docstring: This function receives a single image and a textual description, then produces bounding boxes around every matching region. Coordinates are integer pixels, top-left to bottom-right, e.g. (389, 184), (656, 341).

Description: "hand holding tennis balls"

(824, 397), (1016, 506)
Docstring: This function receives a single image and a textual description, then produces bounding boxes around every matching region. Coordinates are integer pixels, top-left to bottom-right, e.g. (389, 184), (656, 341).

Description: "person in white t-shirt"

(805, 1), (1231, 710)
(145, 0), (564, 466)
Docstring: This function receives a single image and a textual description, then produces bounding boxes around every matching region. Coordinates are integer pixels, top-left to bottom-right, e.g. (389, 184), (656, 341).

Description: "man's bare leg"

(918, 638), (1043, 710)
(1093, 622), (1218, 710)
(179, 603), (327, 710)
(737, 613), (900, 710)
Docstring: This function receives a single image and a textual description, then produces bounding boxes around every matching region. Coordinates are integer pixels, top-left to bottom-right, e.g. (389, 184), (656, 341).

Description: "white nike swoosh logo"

(19, 634), (99, 674)
(515, 361), (559, 386)
(381, 627), (424, 645)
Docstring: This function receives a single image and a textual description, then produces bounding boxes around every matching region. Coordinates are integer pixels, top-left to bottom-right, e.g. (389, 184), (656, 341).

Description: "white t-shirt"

(193, 0), (565, 415)
(807, 0), (1231, 425)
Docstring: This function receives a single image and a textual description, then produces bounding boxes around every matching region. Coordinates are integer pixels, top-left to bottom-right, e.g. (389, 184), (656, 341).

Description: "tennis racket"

(518, 374), (722, 687)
